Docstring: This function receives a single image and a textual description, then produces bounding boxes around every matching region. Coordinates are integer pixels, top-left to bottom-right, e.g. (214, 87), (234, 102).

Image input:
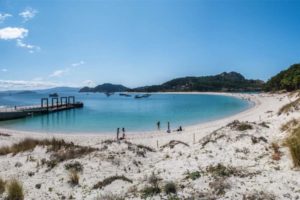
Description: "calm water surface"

(0, 92), (251, 133)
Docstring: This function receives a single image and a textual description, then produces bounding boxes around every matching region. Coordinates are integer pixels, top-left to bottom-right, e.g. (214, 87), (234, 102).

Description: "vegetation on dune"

(164, 181), (177, 194)
(0, 138), (96, 157)
(93, 175), (132, 189)
(95, 194), (125, 200)
(0, 138), (96, 171)
(160, 140), (189, 149)
(278, 97), (300, 115)
(0, 138), (73, 156)
(141, 172), (162, 198)
(227, 120), (253, 131)
(185, 171), (201, 180)
(0, 177), (5, 194)
(141, 186), (161, 198)
(68, 170), (80, 186)
(264, 63), (300, 92)
(280, 118), (299, 132)
(6, 179), (24, 200)
(206, 163), (258, 178)
(0, 133), (10, 137)
(64, 161), (84, 172)
(285, 126), (300, 167)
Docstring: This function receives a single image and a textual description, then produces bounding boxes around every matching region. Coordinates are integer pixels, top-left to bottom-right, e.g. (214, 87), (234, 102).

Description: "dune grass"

(0, 133), (10, 137)
(93, 175), (132, 189)
(286, 126), (300, 167)
(160, 140), (189, 149)
(6, 179), (24, 200)
(0, 177), (5, 194)
(280, 118), (299, 132)
(278, 97), (300, 115)
(0, 138), (74, 156)
(141, 173), (161, 198)
(0, 138), (96, 158)
(0, 138), (97, 171)
(68, 170), (79, 186)
(227, 120), (253, 131)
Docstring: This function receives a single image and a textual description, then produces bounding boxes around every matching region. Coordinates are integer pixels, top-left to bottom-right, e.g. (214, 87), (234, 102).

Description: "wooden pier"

(0, 96), (83, 121)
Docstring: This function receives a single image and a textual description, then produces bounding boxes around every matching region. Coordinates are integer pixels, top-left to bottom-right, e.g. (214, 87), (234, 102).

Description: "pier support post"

(68, 96), (75, 105)
(60, 97), (68, 107)
(41, 98), (49, 111)
(51, 97), (59, 108)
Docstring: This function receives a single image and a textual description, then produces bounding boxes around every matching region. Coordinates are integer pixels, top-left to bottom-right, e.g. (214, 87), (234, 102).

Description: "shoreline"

(0, 92), (257, 138)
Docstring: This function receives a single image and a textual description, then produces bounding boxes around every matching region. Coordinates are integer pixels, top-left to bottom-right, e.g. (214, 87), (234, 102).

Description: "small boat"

(119, 93), (131, 97)
(105, 92), (114, 97)
(142, 94), (151, 98)
(49, 93), (59, 98)
(134, 94), (151, 99)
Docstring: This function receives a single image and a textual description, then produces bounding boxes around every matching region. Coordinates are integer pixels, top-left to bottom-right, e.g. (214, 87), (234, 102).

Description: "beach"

(0, 92), (299, 199)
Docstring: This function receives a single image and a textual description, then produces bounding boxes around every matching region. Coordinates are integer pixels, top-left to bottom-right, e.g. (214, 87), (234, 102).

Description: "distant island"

(79, 71), (264, 93)
(79, 83), (129, 93)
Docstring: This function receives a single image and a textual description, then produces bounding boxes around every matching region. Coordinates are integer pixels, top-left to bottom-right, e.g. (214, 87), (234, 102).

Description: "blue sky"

(0, 0), (300, 90)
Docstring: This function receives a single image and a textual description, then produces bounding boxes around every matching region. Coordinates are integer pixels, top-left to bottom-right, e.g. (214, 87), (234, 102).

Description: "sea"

(0, 91), (251, 134)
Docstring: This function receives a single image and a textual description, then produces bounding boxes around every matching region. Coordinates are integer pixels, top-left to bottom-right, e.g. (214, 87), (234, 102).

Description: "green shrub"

(164, 182), (177, 194)
(141, 186), (161, 198)
(227, 120), (253, 131)
(206, 164), (237, 178)
(7, 179), (24, 200)
(141, 172), (162, 198)
(64, 161), (83, 172)
(185, 171), (201, 180)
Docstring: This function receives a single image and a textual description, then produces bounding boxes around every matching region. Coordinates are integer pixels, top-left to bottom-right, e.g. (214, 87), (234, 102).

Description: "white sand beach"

(0, 92), (299, 199)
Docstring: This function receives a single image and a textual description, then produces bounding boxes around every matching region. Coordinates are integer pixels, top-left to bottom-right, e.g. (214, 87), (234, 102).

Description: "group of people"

(156, 121), (183, 133)
(116, 122), (183, 140)
(116, 127), (126, 140)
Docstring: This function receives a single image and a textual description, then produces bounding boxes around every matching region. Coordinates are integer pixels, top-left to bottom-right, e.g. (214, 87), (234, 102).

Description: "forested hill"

(264, 64), (300, 92)
(130, 72), (264, 92)
(79, 83), (129, 93)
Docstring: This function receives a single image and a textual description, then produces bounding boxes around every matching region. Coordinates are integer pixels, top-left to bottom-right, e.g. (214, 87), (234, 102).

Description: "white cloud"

(49, 61), (85, 78)
(0, 13), (12, 23)
(19, 7), (37, 22)
(1, 69), (8, 72)
(49, 69), (69, 78)
(0, 27), (28, 40)
(16, 39), (40, 53)
(72, 61), (85, 67)
(0, 80), (57, 90)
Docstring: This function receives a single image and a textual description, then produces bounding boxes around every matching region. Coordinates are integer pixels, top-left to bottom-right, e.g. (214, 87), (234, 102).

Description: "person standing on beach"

(117, 128), (120, 140)
(157, 121), (160, 130)
(167, 122), (171, 133)
(122, 127), (126, 139)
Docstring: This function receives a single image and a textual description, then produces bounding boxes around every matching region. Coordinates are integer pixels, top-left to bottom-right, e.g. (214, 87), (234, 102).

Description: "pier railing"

(0, 102), (82, 113)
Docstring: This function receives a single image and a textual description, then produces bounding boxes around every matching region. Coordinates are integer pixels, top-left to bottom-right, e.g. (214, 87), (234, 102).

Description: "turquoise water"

(0, 92), (251, 133)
